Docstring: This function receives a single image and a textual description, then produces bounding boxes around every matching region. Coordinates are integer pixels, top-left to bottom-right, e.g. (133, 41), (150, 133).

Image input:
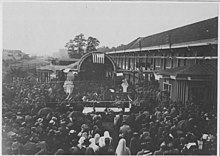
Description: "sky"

(2, 2), (219, 56)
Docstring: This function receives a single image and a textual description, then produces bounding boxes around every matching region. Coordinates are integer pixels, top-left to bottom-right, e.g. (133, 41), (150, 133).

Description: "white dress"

(63, 80), (74, 94)
(121, 79), (129, 92)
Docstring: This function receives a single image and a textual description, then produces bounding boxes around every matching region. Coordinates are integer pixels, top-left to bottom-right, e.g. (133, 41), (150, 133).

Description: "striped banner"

(92, 53), (105, 64)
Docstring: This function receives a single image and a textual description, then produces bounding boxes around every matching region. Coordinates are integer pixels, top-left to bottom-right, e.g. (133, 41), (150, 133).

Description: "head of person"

(115, 138), (127, 155)
(133, 132), (139, 138)
(105, 137), (111, 146)
(94, 133), (100, 145)
(104, 131), (111, 139)
(160, 141), (166, 150)
(54, 148), (64, 155)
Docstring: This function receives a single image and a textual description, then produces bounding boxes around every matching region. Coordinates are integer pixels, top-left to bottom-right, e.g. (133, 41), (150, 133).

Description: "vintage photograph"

(2, 2), (218, 155)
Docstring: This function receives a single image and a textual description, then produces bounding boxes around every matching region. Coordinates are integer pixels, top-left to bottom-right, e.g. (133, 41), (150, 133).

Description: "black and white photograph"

(2, 1), (218, 155)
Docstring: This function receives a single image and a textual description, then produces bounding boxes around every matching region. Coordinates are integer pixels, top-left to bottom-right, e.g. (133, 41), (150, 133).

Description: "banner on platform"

(92, 53), (105, 64)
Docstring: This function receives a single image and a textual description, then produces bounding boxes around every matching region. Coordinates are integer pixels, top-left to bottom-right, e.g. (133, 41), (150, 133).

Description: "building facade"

(106, 17), (217, 105)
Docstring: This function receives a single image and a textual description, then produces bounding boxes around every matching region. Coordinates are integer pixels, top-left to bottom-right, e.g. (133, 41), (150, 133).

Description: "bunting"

(92, 53), (105, 64)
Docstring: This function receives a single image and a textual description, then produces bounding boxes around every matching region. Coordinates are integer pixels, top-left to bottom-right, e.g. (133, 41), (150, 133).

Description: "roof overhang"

(156, 73), (216, 81)
(106, 38), (217, 54)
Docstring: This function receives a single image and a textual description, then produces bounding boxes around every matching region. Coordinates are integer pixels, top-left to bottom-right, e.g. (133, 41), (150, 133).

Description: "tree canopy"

(65, 33), (100, 58)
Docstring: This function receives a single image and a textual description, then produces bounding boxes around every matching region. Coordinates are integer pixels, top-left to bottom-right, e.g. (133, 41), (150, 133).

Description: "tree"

(86, 36), (100, 53)
(3, 67), (27, 83)
(97, 46), (110, 52)
(65, 34), (101, 58)
(65, 33), (86, 58)
(74, 33), (86, 54)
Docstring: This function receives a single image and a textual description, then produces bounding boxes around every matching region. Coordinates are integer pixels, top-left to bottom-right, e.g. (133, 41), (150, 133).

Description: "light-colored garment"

(121, 79), (129, 92)
(120, 124), (131, 136)
(99, 137), (106, 148)
(78, 136), (86, 146)
(115, 138), (131, 155)
(63, 80), (74, 94)
(89, 138), (99, 153)
(94, 133), (100, 145)
(104, 131), (112, 142)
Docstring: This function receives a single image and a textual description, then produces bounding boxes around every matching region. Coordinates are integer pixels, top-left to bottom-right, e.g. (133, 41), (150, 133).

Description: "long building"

(106, 17), (217, 105)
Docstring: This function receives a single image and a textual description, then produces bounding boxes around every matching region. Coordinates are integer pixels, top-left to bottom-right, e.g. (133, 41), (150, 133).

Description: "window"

(155, 58), (161, 69)
(166, 58), (172, 69)
(163, 81), (172, 97)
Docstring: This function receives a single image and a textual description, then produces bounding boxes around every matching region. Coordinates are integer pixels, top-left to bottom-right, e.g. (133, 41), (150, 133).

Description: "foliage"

(3, 65), (37, 83)
(86, 36), (100, 53)
(65, 33), (100, 58)
(97, 46), (111, 52)
(3, 67), (27, 82)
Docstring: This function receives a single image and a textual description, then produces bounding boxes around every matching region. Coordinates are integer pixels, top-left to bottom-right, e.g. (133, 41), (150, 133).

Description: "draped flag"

(92, 53), (105, 64)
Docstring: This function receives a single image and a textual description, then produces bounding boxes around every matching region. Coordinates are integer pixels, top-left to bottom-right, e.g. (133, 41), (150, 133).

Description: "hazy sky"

(3, 2), (219, 56)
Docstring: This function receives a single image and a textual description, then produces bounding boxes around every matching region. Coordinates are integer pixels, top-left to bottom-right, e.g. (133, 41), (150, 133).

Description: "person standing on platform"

(63, 72), (75, 100)
(121, 78), (129, 93)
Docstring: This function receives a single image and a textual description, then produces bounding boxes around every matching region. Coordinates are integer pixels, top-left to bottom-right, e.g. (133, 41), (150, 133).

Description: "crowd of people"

(2, 76), (217, 155)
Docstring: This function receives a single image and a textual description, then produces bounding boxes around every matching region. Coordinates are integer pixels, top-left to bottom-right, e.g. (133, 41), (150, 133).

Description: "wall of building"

(109, 44), (217, 74)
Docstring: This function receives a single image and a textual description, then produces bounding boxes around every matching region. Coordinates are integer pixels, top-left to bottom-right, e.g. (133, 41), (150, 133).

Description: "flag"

(92, 53), (104, 64)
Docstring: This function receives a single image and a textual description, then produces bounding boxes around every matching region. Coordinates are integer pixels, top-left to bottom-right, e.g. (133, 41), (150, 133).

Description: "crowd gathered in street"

(2, 76), (217, 155)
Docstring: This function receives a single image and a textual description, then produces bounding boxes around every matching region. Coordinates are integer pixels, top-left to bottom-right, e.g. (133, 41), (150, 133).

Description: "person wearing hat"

(119, 120), (131, 140)
(77, 136), (86, 155)
(58, 120), (69, 136)
(103, 131), (112, 143)
(54, 148), (64, 155)
(167, 141), (180, 155)
(94, 133), (100, 146)
(83, 138), (95, 155)
(23, 137), (38, 155)
(137, 141), (152, 155)
(35, 140), (48, 155)
(68, 139), (80, 155)
(115, 138), (131, 155)
(11, 137), (23, 155)
(114, 112), (123, 136)
(88, 138), (99, 154)
(153, 141), (167, 155)
(99, 137), (115, 155)
(129, 132), (140, 155)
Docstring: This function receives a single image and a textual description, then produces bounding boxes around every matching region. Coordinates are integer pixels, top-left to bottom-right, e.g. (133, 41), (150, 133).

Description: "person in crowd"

(99, 137), (115, 155)
(89, 138), (99, 154)
(153, 141), (166, 155)
(115, 138), (131, 155)
(129, 132), (140, 155)
(2, 77), (217, 155)
(84, 138), (95, 155)
(119, 121), (131, 140)
(137, 141), (153, 155)
(54, 148), (64, 155)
